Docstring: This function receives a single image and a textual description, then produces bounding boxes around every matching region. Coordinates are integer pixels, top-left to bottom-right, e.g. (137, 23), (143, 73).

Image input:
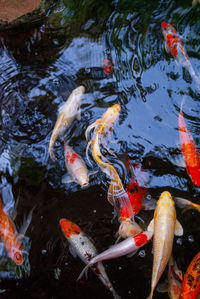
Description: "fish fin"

(174, 220), (183, 236)
(76, 108), (81, 121)
(77, 263), (91, 281)
(69, 245), (78, 258)
(156, 281), (168, 293)
(49, 149), (57, 161)
(147, 219), (154, 233)
(115, 234), (122, 244)
(19, 206), (35, 240)
(174, 197), (191, 209)
(126, 249), (138, 258)
(86, 140), (93, 167)
(62, 174), (74, 184)
(85, 120), (99, 140)
(88, 170), (98, 177)
(142, 197), (157, 210)
(164, 41), (170, 54)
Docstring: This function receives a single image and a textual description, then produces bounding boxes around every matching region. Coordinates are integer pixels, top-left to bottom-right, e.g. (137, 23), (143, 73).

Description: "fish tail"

(146, 289), (154, 299)
(49, 148), (56, 161)
(77, 263), (91, 281)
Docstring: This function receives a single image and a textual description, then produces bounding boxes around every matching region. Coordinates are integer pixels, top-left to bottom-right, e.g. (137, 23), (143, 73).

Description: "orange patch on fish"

(60, 219), (82, 238)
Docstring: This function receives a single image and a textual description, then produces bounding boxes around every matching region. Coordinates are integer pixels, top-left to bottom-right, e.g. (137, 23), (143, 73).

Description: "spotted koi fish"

(178, 110), (200, 186)
(147, 191), (183, 299)
(180, 251), (200, 298)
(161, 22), (200, 88)
(48, 86), (85, 160)
(62, 143), (90, 187)
(59, 218), (121, 299)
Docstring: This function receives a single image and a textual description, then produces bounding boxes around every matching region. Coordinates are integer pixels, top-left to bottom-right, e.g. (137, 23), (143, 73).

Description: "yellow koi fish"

(49, 86), (85, 160)
(86, 104), (134, 218)
(147, 191), (183, 299)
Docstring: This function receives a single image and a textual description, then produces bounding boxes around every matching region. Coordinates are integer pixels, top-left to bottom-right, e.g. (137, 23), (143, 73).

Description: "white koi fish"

(49, 86), (85, 160)
(59, 218), (121, 299)
(147, 191), (183, 299)
(78, 230), (153, 280)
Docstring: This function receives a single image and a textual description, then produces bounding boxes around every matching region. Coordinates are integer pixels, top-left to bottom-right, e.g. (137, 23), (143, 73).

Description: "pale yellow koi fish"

(86, 104), (134, 218)
(147, 191), (183, 299)
(49, 86), (85, 160)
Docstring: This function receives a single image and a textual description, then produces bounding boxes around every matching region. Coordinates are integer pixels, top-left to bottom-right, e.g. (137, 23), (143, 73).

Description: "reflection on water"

(0, 0), (199, 298)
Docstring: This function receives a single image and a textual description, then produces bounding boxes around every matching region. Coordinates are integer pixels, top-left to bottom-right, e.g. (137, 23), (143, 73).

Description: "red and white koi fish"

(62, 143), (90, 187)
(161, 22), (200, 88)
(0, 196), (23, 265)
(59, 218), (121, 299)
(157, 255), (183, 299)
(147, 191), (183, 299)
(78, 230), (152, 280)
(178, 110), (200, 186)
(49, 86), (85, 160)
(180, 251), (200, 298)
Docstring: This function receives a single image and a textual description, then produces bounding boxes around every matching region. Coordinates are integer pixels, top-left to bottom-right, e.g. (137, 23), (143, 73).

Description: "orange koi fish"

(161, 22), (200, 88)
(60, 218), (121, 299)
(178, 110), (200, 186)
(180, 252), (200, 298)
(0, 197), (23, 265)
(147, 191), (183, 299)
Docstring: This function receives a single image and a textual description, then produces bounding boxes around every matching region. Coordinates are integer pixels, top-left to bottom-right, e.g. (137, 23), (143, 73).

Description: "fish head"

(75, 172), (89, 187)
(103, 104), (121, 128)
(156, 191), (175, 217)
(73, 85), (85, 97)
(60, 218), (82, 239)
(161, 22), (177, 39)
(118, 219), (142, 239)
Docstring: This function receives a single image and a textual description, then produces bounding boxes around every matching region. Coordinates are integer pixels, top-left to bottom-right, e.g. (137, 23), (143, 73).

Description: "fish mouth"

(81, 182), (89, 188)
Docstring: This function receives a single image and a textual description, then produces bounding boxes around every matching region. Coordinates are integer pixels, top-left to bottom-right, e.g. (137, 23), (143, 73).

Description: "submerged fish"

(147, 191), (183, 299)
(78, 230), (153, 280)
(62, 143), (90, 187)
(86, 104), (134, 218)
(59, 218), (121, 299)
(178, 110), (200, 186)
(49, 86), (85, 160)
(174, 196), (200, 213)
(180, 251), (200, 299)
(161, 22), (200, 88)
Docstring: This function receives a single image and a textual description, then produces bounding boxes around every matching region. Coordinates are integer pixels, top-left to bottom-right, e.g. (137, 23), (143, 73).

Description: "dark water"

(0, 0), (200, 298)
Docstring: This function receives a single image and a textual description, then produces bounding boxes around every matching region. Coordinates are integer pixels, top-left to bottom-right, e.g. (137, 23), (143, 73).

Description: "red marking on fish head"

(133, 232), (148, 247)
(70, 153), (80, 164)
(161, 22), (169, 30)
(60, 218), (82, 238)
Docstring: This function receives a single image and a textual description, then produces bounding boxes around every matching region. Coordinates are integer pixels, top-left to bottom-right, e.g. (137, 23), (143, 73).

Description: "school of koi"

(0, 21), (200, 299)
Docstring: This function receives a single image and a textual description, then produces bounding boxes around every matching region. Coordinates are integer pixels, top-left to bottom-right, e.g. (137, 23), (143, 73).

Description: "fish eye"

(14, 252), (23, 264)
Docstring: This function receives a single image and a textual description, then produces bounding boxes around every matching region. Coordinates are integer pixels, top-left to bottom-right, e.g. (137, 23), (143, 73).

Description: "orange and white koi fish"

(59, 218), (121, 299)
(147, 191), (183, 299)
(78, 230), (153, 281)
(86, 104), (134, 219)
(161, 22), (200, 88)
(48, 86), (85, 160)
(178, 110), (200, 186)
(62, 143), (90, 187)
(0, 196), (23, 265)
(180, 252), (200, 298)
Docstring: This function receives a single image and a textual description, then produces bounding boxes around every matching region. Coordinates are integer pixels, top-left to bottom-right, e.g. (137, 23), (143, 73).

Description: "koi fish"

(48, 86), (85, 160)
(86, 104), (134, 218)
(78, 230), (153, 280)
(0, 196), (23, 264)
(59, 218), (121, 299)
(178, 110), (200, 186)
(161, 22), (200, 88)
(62, 143), (90, 187)
(180, 251), (200, 298)
(147, 191), (183, 299)
(174, 196), (200, 213)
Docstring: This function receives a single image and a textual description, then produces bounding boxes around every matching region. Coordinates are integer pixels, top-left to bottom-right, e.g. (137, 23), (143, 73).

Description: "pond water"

(0, 0), (200, 298)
